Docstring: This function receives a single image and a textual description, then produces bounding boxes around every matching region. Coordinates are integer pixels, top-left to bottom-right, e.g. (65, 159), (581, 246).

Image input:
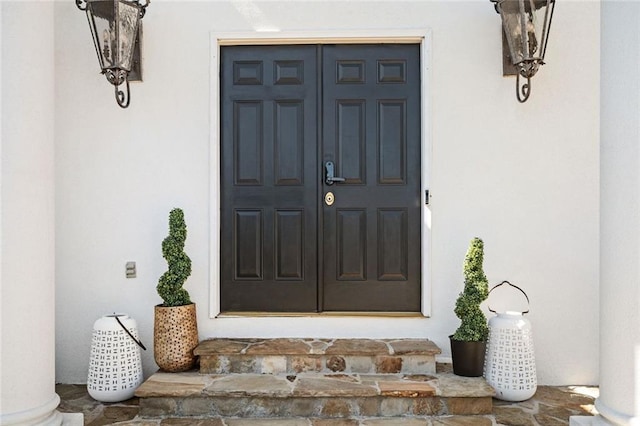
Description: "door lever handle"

(325, 161), (346, 185)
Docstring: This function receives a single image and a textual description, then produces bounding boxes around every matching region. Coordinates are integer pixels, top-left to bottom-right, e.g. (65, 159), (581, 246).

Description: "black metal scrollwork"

(516, 74), (531, 103)
(105, 69), (130, 108)
(105, 69), (127, 86)
(75, 0), (150, 16)
(114, 79), (131, 109)
(137, 0), (150, 18)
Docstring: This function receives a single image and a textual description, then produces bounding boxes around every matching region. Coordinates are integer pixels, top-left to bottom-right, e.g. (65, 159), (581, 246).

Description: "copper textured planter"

(154, 303), (198, 372)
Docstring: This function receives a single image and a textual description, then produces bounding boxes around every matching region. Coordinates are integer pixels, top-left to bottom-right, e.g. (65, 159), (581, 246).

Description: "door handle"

(325, 161), (346, 186)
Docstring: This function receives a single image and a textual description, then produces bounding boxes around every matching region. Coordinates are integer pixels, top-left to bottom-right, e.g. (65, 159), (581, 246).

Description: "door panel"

(337, 101), (366, 184)
(378, 101), (407, 184)
(321, 45), (421, 312)
(220, 44), (421, 313)
(378, 208), (408, 281)
(221, 45), (318, 312)
(234, 101), (263, 185)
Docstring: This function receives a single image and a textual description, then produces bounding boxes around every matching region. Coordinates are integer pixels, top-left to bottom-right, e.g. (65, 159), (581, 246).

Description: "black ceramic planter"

(449, 335), (486, 377)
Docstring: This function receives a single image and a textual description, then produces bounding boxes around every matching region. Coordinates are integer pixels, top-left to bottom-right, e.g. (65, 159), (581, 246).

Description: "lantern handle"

(115, 315), (147, 350)
(488, 280), (530, 315)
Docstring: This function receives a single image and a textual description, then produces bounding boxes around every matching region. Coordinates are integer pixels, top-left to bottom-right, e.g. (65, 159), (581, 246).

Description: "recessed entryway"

(219, 44), (422, 313)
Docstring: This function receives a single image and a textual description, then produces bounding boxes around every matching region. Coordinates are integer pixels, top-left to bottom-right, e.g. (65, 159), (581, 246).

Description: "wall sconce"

(76, 0), (150, 108)
(491, 0), (556, 103)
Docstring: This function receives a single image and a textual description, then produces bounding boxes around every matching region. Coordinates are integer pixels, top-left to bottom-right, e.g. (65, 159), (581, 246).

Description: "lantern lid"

(105, 313), (129, 318)
(504, 310), (524, 316)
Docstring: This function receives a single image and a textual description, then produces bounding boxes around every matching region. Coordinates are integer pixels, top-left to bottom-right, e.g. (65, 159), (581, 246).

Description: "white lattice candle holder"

(87, 314), (144, 402)
(484, 280), (537, 402)
(485, 310), (537, 401)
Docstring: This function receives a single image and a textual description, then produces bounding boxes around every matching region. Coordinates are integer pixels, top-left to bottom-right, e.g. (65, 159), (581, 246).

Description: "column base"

(0, 394), (83, 426)
(571, 396), (640, 426)
(570, 415), (640, 426)
(571, 416), (616, 426)
(0, 395), (62, 426)
(60, 413), (83, 426)
(0, 411), (83, 426)
(590, 398), (640, 425)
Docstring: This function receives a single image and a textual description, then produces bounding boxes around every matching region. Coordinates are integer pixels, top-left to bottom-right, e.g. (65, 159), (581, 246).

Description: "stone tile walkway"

(56, 383), (599, 426)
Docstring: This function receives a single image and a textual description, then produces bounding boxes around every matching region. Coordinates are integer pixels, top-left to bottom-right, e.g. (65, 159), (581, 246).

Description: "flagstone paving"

(61, 337), (594, 425)
(56, 382), (598, 425)
(57, 338), (598, 424)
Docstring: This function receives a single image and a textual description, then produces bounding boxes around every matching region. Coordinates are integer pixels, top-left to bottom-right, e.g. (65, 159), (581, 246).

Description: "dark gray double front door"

(220, 44), (422, 313)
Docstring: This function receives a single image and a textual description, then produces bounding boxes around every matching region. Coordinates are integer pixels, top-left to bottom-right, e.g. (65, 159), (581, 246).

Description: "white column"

(573, 2), (640, 425)
(0, 2), (64, 425)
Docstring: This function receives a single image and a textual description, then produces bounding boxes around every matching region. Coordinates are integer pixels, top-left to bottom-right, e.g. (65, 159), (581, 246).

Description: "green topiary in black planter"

(450, 237), (489, 377)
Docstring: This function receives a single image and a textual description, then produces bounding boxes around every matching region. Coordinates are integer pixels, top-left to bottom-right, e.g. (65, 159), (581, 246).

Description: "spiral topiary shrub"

(157, 208), (192, 307)
(452, 237), (489, 342)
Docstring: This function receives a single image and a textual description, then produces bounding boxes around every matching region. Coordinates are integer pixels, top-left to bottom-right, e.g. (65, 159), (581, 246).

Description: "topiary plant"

(452, 237), (489, 342)
(157, 208), (192, 307)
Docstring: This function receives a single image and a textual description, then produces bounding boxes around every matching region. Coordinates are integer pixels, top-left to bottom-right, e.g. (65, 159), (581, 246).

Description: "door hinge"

(425, 189), (430, 205)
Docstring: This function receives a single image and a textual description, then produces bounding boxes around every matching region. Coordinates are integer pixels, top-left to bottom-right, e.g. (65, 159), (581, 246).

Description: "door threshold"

(217, 311), (425, 318)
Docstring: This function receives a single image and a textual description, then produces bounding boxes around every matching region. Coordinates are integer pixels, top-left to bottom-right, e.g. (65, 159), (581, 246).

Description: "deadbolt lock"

(325, 191), (335, 206)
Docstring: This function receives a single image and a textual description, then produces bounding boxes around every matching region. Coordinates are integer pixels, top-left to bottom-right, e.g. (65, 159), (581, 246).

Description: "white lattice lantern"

(88, 314), (144, 402)
(484, 281), (537, 402)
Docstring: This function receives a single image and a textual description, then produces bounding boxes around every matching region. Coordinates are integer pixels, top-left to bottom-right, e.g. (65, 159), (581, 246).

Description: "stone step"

(134, 371), (495, 419)
(194, 338), (441, 375)
(127, 416), (494, 425)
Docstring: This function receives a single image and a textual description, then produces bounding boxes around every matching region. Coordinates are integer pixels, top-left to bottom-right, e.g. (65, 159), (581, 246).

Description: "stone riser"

(135, 370), (496, 420)
(195, 339), (441, 376)
(200, 354), (436, 375)
(139, 395), (493, 418)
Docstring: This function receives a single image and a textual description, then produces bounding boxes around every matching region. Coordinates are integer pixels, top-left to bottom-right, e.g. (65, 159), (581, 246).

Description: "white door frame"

(209, 29), (432, 320)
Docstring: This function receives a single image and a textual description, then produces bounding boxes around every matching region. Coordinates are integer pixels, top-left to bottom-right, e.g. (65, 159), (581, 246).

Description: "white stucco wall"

(54, 0), (600, 386)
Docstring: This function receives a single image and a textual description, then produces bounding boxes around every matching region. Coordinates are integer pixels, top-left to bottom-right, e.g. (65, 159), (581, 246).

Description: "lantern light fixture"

(76, 0), (150, 108)
(490, 0), (556, 103)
